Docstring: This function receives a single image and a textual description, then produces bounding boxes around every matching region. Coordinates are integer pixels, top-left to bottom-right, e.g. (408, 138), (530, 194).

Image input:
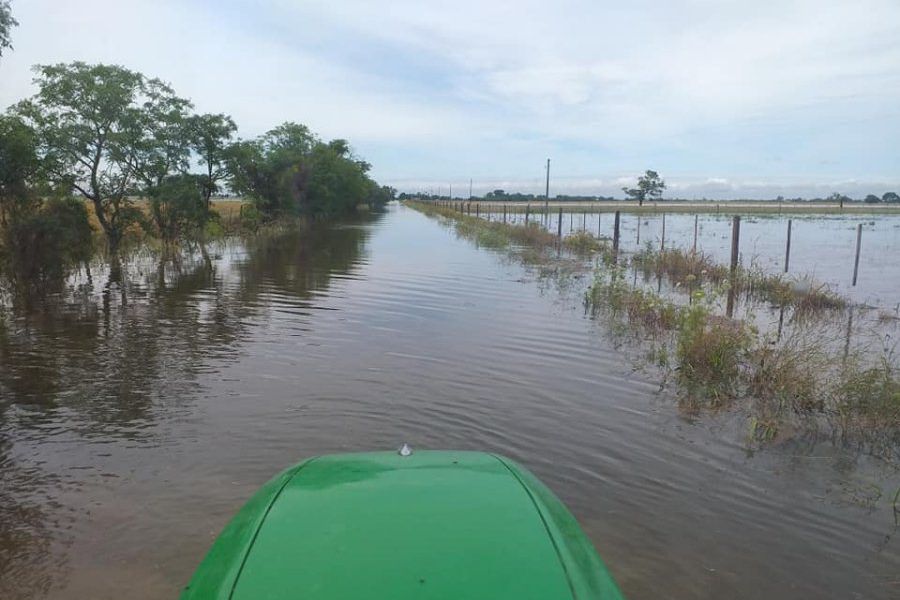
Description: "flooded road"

(1, 205), (898, 599)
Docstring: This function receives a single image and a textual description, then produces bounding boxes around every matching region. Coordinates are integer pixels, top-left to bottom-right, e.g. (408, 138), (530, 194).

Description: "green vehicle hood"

(182, 451), (624, 599)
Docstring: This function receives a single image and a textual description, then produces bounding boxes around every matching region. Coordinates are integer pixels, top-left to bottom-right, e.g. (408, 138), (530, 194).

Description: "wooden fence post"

(692, 214), (698, 255)
(784, 219), (792, 273)
(660, 213), (666, 252)
(613, 211), (621, 257)
(726, 216), (741, 318)
(852, 223), (862, 286)
(557, 207), (563, 239)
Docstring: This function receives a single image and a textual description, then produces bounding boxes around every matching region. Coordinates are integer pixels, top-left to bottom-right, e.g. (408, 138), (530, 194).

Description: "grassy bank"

(410, 200), (615, 262)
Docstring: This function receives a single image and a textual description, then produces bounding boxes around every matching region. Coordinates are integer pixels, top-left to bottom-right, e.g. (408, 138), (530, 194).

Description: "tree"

(187, 113), (237, 208)
(148, 174), (212, 245)
(827, 192), (850, 209)
(622, 170), (666, 207)
(0, 118), (93, 287)
(0, 0), (17, 57)
(864, 194), (882, 204)
(227, 122), (319, 218)
(882, 192), (899, 204)
(16, 62), (191, 253)
(0, 115), (41, 228)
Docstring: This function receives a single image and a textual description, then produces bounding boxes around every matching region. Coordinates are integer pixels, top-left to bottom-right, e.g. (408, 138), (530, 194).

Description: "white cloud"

(1, 0), (899, 193)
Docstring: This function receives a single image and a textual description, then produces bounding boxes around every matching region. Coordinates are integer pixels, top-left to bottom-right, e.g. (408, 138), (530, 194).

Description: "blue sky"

(1, 0), (899, 198)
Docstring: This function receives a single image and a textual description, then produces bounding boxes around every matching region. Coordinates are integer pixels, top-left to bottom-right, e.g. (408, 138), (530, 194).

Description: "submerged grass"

(631, 245), (846, 312)
(587, 268), (900, 454)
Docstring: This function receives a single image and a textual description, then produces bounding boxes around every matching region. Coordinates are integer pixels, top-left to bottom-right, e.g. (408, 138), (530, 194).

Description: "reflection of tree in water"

(0, 213), (377, 597)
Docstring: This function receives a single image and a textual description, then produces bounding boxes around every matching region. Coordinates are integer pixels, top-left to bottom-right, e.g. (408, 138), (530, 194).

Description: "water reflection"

(0, 213), (379, 597)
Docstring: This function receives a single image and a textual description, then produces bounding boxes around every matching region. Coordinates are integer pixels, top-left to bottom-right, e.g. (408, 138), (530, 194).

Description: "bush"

(3, 197), (93, 283)
(676, 304), (751, 404)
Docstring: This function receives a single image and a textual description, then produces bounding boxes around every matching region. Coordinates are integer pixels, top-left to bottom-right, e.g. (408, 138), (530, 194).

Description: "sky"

(1, 0), (899, 199)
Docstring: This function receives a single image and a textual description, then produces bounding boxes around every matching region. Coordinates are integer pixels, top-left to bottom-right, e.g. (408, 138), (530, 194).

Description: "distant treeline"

(0, 61), (394, 286)
(402, 191), (900, 203)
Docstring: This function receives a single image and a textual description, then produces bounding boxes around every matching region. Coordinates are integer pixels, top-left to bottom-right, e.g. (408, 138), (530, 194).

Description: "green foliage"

(187, 113), (237, 206)
(365, 184), (396, 210)
(2, 197), (93, 284)
(0, 115), (42, 225)
(227, 122), (382, 220)
(622, 170), (666, 206)
(864, 194), (882, 204)
(148, 174), (214, 244)
(0, 0), (16, 57)
(16, 62), (193, 252)
(675, 304), (750, 404)
(883, 192), (900, 204)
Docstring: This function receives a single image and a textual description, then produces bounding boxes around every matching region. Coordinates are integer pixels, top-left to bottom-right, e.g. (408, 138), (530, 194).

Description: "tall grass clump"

(675, 303), (751, 405)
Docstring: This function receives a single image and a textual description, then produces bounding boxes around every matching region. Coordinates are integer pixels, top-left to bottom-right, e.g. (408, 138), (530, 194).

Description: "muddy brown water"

(1, 205), (898, 599)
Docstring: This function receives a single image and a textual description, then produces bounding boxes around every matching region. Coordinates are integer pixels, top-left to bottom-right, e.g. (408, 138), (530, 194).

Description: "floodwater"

(1, 204), (898, 599)
(494, 209), (900, 307)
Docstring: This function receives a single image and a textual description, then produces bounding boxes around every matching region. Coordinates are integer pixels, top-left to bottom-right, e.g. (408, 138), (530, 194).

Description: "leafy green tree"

(0, 115), (41, 227)
(882, 192), (899, 204)
(622, 170), (666, 206)
(864, 194), (882, 204)
(16, 62), (190, 253)
(365, 184), (395, 209)
(0, 114), (94, 287)
(187, 113), (237, 208)
(0, 0), (17, 57)
(227, 122), (318, 218)
(304, 140), (371, 217)
(148, 174), (213, 245)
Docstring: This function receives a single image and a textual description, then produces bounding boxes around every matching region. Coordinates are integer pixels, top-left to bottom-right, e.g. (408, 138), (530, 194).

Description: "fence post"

(598, 212), (601, 236)
(784, 219), (792, 273)
(852, 223), (862, 286)
(660, 213), (666, 252)
(557, 207), (563, 239)
(726, 216), (741, 318)
(503, 204), (507, 223)
(476, 203), (480, 218)
(613, 210), (621, 257)
(692, 214), (698, 255)
(525, 204), (530, 225)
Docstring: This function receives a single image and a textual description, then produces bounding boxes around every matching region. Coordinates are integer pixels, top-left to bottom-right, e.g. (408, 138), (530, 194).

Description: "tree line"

(0, 62), (394, 285)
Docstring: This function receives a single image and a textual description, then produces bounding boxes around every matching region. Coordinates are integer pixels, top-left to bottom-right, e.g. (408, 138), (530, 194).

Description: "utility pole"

(544, 158), (551, 215)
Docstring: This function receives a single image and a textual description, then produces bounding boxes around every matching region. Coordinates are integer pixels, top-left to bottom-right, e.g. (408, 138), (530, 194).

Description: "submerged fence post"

(692, 214), (698, 255)
(557, 207), (563, 239)
(660, 213), (666, 252)
(612, 210), (621, 259)
(503, 204), (507, 223)
(598, 212), (601, 236)
(852, 223), (862, 286)
(784, 219), (792, 273)
(476, 203), (480, 218)
(525, 203), (530, 225)
(726, 216), (741, 318)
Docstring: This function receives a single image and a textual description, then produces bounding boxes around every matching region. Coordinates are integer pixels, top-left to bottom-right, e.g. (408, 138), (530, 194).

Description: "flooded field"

(1, 205), (899, 599)
(482, 207), (900, 307)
